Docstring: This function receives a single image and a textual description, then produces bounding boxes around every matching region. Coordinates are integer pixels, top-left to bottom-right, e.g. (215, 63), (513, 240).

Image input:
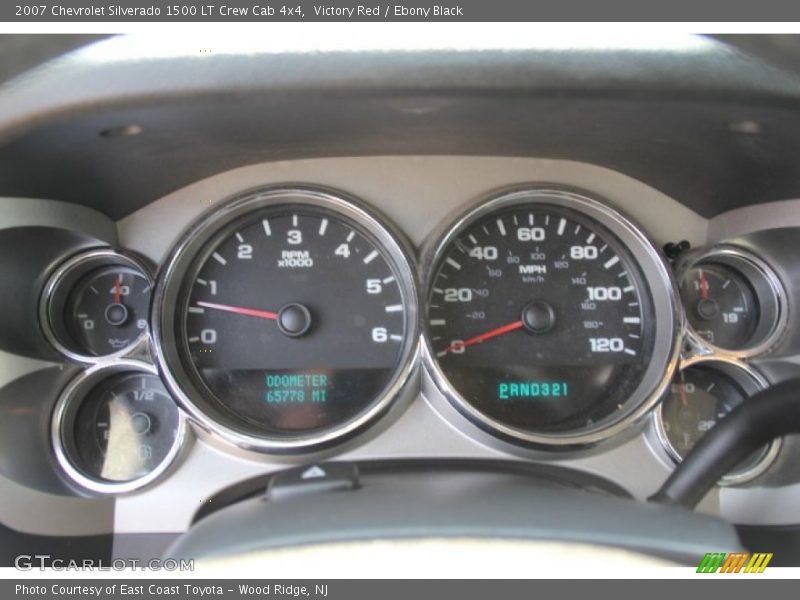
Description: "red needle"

(114, 275), (122, 304)
(679, 381), (688, 407)
(676, 369), (690, 407)
(698, 269), (710, 300)
(439, 320), (525, 355)
(196, 301), (278, 320)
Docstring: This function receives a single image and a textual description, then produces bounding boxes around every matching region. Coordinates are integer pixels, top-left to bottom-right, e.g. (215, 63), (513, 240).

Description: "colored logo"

(697, 552), (773, 573)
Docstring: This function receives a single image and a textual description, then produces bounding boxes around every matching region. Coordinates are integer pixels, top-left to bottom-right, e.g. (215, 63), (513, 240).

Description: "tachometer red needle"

(196, 301), (278, 320)
(698, 269), (710, 300)
(439, 320), (525, 355)
(114, 275), (122, 304)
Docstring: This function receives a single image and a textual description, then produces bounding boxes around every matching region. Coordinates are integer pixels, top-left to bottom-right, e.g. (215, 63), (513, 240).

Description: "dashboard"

(3, 34), (800, 564)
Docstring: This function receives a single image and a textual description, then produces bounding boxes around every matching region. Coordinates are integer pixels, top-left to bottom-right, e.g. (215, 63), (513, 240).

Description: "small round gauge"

(678, 248), (785, 356)
(422, 187), (680, 448)
(680, 264), (757, 350)
(153, 187), (419, 453)
(41, 249), (153, 361)
(52, 362), (186, 494)
(655, 359), (780, 484)
(66, 266), (150, 355)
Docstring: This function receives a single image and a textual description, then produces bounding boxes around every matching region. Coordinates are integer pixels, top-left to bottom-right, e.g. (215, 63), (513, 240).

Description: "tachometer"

(152, 187), (418, 453)
(422, 187), (680, 448)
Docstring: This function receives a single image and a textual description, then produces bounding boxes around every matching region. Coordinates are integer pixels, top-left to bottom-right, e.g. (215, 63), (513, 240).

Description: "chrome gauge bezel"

(51, 360), (189, 495)
(151, 185), (420, 455)
(652, 355), (781, 486)
(676, 246), (787, 359)
(420, 185), (682, 450)
(39, 248), (154, 363)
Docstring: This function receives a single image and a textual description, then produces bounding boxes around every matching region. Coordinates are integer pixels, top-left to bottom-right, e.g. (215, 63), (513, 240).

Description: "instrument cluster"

(37, 183), (791, 495)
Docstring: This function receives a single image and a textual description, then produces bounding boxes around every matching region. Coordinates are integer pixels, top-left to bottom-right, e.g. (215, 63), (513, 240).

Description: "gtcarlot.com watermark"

(14, 554), (194, 571)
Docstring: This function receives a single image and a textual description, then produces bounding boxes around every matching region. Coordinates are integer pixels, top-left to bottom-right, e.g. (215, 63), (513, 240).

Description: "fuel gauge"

(52, 361), (187, 494)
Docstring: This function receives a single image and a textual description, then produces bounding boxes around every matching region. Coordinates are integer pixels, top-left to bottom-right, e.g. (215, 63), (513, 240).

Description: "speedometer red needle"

(440, 320), (525, 355)
(196, 301), (278, 320)
(114, 275), (122, 304)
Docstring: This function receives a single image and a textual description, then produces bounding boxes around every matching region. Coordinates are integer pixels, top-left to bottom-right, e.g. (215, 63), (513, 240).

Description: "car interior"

(2, 33), (800, 573)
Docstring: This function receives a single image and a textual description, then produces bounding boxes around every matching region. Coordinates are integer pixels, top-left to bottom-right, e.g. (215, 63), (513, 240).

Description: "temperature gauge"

(41, 249), (153, 361)
(52, 361), (186, 494)
(680, 263), (757, 350)
(678, 248), (785, 356)
(655, 359), (780, 485)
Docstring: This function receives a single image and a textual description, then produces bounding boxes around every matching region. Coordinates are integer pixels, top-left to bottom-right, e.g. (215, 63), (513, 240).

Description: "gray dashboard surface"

(3, 35), (800, 219)
(0, 35), (105, 83)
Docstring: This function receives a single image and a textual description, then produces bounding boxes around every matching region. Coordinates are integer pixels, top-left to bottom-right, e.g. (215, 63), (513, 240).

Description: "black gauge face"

(679, 264), (758, 350)
(427, 203), (656, 435)
(660, 366), (770, 477)
(70, 373), (180, 483)
(176, 206), (409, 436)
(65, 266), (151, 356)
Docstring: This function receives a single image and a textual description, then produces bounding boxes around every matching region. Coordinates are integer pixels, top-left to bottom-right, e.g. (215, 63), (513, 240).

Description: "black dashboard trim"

(191, 458), (633, 525)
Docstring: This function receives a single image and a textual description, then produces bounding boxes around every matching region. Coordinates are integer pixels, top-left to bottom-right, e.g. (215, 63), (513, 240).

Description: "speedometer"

(153, 187), (418, 453)
(422, 187), (680, 448)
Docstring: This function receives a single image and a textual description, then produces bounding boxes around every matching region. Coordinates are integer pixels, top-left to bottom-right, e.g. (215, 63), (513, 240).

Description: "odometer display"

(154, 188), (418, 451)
(424, 188), (678, 446)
